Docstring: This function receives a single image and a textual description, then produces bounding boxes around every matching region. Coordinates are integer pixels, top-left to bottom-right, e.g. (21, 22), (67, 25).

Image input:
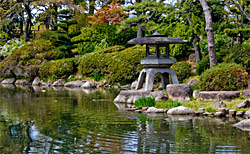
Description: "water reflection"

(0, 85), (250, 153)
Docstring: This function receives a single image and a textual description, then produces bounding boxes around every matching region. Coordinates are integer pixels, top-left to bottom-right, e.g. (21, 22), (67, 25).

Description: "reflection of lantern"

(128, 32), (188, 91)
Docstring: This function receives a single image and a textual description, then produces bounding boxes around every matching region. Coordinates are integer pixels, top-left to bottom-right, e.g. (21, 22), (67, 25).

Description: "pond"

(0, 85), (250, 154)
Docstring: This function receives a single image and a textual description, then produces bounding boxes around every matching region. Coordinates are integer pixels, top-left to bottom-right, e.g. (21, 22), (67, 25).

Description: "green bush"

(196, 52), (224, 75)
(72, 24), (137, 55)
(78, 46), (145, 83)
(134, 97), (155, 109)
(39, 58), (76, 80)
(224, 43), (250, 73)
(199, 63), (249, 91)
(171, 62), (192, 83)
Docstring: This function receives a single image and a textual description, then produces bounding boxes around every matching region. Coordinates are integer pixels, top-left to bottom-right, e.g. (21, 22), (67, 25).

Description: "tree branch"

(233, 0), (250, 22)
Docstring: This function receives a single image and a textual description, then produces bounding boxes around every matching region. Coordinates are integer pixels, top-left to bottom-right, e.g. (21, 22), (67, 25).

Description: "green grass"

(134, 97), (155, 109)
(155, 99), (181, 109)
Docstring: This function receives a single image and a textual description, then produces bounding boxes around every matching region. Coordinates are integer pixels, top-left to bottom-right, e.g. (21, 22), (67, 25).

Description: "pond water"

(0, 85), (250, 154)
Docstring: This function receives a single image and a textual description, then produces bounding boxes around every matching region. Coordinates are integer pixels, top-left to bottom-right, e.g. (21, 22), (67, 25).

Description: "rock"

(114, 90), (151, 104)
(167, 106), (193, 115)
(15, 79), (31, 85)
(245, 109), (250, 117)
(193, 90), (199, 99)
(229, 110), (236, 117)
(81, 81), (96, 89)
(32, 77), (40, 85)
(198, 91), (240, 101)
(52, 79), (66, 87)
(40, 81), (52, 87)
(203, 112), (214, 117)
(242, 90), (250, 97)
(191, 65), (196, 76)
(198, 108), (205, 114)
(135, 109), (142, 113)
(212, 100), (226, 109)
(64, 81), (86, 87)
(187, 79), (198, 87)
(131, 81), (138, 89)
(1, 78), (15, 84)
(236, 111), (244, 117)
(120, 84), (131, 89)
(248, 84), (250, 90)
(151, 91), (167, 102)
(218, 108), (226, 115)
(146, 107), (165, 113)
(189, 53), (196, 62)
(237, 99), (250, 108)
(214, 112), (224, 117)
(166, 84), (192, 102)
(234, 119), (250, 131)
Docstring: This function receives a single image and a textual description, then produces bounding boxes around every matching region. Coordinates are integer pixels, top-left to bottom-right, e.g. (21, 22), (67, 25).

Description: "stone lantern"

(128, 31), (188, 91)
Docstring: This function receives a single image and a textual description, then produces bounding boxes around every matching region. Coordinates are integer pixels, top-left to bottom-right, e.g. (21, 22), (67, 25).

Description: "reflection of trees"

(1, 85), (250, 153)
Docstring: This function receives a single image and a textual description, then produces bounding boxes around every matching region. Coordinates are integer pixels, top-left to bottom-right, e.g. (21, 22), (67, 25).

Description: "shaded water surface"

(0, 85), (250, 154)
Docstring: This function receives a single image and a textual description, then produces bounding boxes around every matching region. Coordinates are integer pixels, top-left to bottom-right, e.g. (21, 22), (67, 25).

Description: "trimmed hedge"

(196, 52), (224, 75)
(78, 45), (145, 83)
(171, 62), (192, 83)
(199, 63), (249, 91)
(39, 58), (76, 80)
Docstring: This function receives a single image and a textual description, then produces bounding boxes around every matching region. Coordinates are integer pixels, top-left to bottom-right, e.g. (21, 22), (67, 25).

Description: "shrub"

(171, 62), (192, 83)
(0, 38), (25, 58)
(196, 52), (224, 75)
(72, 24), (137, 55)
(224, 43), (250, 73)
(199, 63), (249, 91)
(78, 46), (145, 83)
(39, 58), (76, 80)
(134, 97), (155, 109)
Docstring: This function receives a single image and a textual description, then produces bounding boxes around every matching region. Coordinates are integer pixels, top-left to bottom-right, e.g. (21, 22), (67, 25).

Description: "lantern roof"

(128, 31), (188, 45)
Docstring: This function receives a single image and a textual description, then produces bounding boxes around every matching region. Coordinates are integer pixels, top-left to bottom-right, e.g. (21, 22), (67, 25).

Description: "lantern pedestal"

(136, 68), (179, 91)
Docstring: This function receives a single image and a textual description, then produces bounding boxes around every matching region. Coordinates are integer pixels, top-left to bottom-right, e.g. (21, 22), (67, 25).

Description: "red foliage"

(88, 1), (128, 24)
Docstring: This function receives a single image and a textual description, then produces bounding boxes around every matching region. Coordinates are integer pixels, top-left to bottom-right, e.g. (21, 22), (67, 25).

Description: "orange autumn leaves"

(88, 1), (128, 24)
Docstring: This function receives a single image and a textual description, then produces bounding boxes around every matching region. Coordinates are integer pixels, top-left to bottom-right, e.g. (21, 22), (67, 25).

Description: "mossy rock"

(170, 61), (192, 83)
(199, 63), (249, 91)
(78, 45), (145, 83)
(0, 36), (66, 79)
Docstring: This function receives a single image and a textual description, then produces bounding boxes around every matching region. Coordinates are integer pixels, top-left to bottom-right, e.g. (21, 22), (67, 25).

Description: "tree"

(121, 0), (169, 38)
(88, 1), (128, 24)
(199, 0), (217, 67)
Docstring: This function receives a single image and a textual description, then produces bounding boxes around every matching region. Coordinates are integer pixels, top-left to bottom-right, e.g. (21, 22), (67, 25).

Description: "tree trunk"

(199, 0), (217, 67)
(193, 34), (202, 64)
(53, 3), (58, 31)
(89, 0), (95, 15)
(24, 2), (32, 42)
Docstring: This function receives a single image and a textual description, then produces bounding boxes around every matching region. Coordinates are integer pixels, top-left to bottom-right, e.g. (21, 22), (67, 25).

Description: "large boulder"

(32, 77), (41, 85)
(212, 100), (226, 109)
(167, 106), (193, 115)
(146, 107), (165, 113)
(131, 81), (138, 89)
(234, 119), (250, 131)
(237, 100), (250, 108)
(245, 109), (250, 117)
(113, 90), (151, 104)
(166, 84), (192, 102)
(1, 78), (15, 84)
(15, 79), (31, 85)
(242, 90), (250, 97)
(64, 81), (86, 87)
(81, 81), (96, 89)
(198, 91), (240, 101)
(151, 91), (167, 102)
(53, 79), (66, 87)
